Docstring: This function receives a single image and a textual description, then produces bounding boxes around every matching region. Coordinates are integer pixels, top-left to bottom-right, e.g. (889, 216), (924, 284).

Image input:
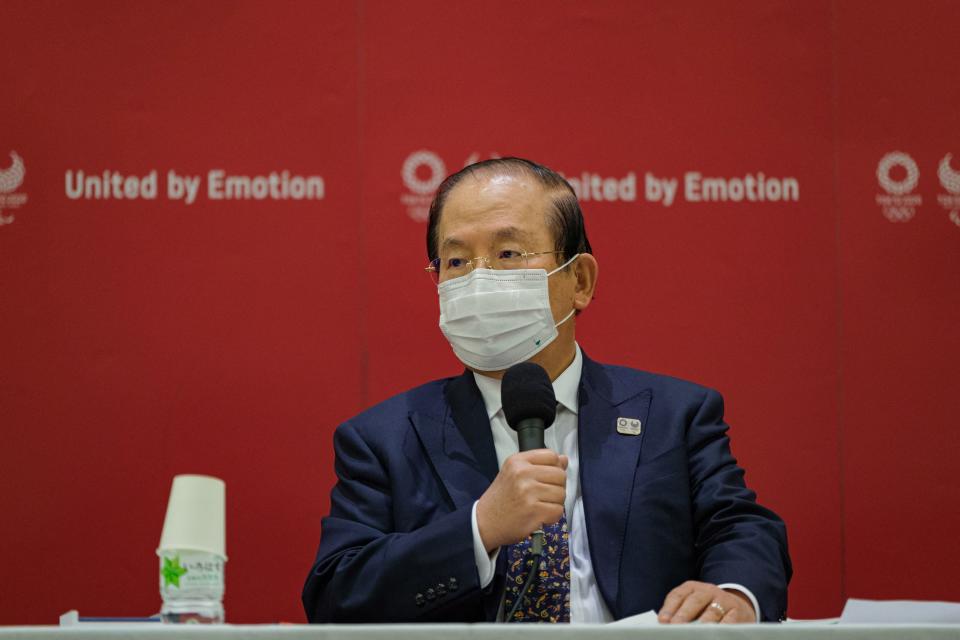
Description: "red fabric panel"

(0, 0), (957, 625)
(835, 0), (960, 603)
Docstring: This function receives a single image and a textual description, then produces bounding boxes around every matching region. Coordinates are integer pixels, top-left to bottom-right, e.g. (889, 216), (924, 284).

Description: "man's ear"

(572, 254), (598, 312)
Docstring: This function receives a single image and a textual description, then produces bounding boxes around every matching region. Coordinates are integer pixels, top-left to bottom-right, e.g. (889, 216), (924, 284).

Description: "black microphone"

(502, 361), (557, 452)
(501, 362), (559, 621)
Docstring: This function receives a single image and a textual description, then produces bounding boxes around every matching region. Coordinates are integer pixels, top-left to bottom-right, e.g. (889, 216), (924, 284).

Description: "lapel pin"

(616, 417), (642, 436)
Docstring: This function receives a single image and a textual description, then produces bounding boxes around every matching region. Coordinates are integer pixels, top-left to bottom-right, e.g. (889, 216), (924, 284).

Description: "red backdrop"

(1, 0), (958, 624)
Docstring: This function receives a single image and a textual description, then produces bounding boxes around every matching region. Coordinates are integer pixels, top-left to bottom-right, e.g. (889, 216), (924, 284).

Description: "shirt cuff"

(471, 500), (500, 588)
(718, 583), (761, 622)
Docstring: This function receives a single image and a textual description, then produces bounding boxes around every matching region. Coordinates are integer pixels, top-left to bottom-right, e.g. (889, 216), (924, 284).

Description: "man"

(303, 158), (791, 624)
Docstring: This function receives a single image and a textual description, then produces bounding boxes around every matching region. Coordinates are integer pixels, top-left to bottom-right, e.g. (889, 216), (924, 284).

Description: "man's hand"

(476, 449), (568, 552)
(657, 581), (756, 624)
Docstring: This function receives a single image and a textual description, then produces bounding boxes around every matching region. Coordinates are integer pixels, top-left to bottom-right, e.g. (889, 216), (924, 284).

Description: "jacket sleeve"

(302, 419), (485, 622)
(687, 388), (793, 622)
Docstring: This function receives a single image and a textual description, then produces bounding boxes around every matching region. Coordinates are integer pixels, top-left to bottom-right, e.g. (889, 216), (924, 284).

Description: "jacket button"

(426, 588), (436, 601)
(437, 583), (447, 596)
(415, 593), (425, 607)
(448, 577), (459, 591)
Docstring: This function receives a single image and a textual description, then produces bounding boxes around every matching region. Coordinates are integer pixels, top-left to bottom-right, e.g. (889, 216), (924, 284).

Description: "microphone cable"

(505, 529), (545, 622)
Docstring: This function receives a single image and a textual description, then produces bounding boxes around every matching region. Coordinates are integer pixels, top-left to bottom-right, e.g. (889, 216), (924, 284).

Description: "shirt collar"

(472, 344), (583, 420)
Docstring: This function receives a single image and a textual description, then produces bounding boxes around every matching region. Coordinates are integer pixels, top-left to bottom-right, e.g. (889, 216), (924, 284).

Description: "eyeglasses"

(426, 249), (563, 285)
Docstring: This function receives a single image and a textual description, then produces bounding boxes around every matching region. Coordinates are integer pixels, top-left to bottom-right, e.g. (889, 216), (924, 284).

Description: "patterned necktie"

(502, 512), (571, 622)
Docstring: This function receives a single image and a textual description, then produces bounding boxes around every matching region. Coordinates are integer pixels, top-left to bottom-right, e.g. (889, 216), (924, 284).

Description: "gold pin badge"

(616, 417), (642, 435)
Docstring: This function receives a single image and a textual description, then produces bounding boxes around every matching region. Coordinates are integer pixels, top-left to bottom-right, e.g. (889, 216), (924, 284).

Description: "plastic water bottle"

(157, 474), (227, 623)
(159, 549), (225, 623)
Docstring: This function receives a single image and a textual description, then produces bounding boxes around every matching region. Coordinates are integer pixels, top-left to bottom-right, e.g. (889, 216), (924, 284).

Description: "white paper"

(840, 598), (960, 624)
(609, 609), (660, 626)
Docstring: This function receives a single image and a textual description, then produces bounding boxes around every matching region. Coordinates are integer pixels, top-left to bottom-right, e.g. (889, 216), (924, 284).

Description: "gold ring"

(710, 601), (727, 617)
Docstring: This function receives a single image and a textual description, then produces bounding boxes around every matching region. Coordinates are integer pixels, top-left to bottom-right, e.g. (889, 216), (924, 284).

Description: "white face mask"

(437, 254), (579, 371)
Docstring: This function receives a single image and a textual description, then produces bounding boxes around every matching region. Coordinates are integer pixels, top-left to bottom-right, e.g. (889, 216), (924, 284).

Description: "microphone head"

(501, 362), (557, 431)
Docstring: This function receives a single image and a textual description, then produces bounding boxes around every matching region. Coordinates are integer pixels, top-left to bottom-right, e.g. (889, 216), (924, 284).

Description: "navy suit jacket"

(303, 354), (791, 622)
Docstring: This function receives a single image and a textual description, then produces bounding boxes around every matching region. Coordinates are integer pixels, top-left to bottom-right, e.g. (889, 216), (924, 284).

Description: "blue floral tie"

(502, 513), (571, 622)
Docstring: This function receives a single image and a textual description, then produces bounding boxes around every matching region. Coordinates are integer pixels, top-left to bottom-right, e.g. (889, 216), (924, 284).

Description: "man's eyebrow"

(493, 226), (532, 242)
(440, 237), (466, 251)
(440, 227), (532, 251)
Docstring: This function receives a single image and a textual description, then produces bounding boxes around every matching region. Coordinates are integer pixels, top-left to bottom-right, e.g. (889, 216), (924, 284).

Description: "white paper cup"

(157, 474), (226, 559)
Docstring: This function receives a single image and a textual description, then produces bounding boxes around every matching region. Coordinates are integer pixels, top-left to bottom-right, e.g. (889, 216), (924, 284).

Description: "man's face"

(436, 171), (579, 369)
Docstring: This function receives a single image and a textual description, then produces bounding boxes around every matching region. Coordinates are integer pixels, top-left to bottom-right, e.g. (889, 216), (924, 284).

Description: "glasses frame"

(425, 249), (564, 283)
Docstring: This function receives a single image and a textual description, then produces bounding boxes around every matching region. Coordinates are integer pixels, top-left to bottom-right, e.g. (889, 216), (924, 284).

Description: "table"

(2, 624), (959, 640)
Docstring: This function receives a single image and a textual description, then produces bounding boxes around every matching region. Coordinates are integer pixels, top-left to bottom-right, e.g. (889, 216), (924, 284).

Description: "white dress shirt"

(468, 345), (760, 623)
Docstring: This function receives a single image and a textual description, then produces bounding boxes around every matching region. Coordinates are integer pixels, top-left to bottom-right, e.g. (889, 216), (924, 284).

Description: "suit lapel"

(409, 370), (502, 620)
(409, 370), (498, 511)
(578, 354), (652, 618)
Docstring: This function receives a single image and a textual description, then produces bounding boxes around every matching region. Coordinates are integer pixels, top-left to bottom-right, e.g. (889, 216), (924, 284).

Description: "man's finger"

(697, 601), (729, 624)
(533, 483), (565, 505)
(721, 607), (740, 624)
(535, 502), (564, 526)
(669, 588), (714, 624)
(558, 454), (569, 470)
(520, 449), (561, 466)
(529, 465), (566, 486)
(657, 583), (694, 622)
